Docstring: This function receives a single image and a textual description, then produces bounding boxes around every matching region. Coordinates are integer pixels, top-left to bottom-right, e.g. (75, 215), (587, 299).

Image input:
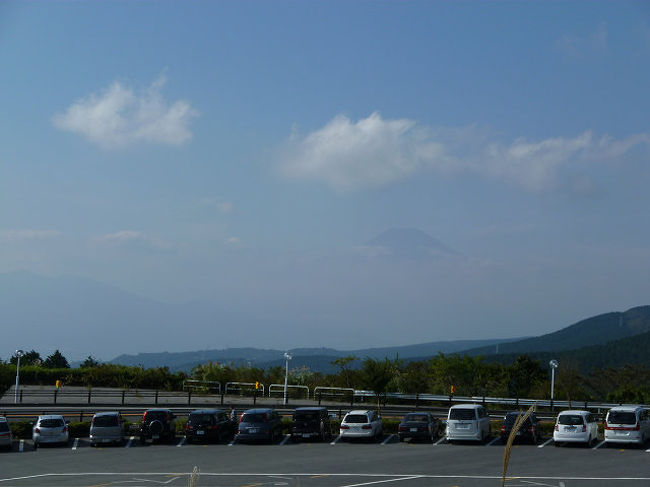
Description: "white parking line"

(486, 436), (500, 446)
(228, 438), (237, 447)
(176, 437), (186, 447)
(71, 438), (79, 450)
(537, 438), (554, 448)
(592, 440), (606, 450)
(280, 434), (291, 446)
(646, 446), (650, 452)
(19, 439), (24, 452)
(337, 476), (422, 487)
(330, 434), (342, 445)
(125, 436), (134, 448)
(381, 434), (394, 445)
(433, 437), (446, 445)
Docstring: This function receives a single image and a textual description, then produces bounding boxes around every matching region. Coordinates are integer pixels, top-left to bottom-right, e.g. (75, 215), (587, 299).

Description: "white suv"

(604, 406), (650, 446)
(553, 410), (598, 446)
(339, 410), (383, 441)
(446, 404), (490, 443)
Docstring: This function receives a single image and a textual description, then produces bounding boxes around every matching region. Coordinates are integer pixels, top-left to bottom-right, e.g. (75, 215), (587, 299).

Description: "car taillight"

(501, 425), (506, 432)
(529, 426), (534, 433)
(340, 425), (349, 429)
(554, 424), (558, 431)
(237, 429), (242, 434)
(398, 425), (406, 431)
(92, 418), (96, 424)
(581, 425), (586, 432)
(186, 424), (191, 430)
(34, 427), (40, 434)
(62, 426), (68, 433)
(361, 425), (372, 429)
(210, 425), (218, 430)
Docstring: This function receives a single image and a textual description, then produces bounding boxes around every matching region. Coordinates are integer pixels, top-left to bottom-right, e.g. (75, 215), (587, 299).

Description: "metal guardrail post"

(220, 393), (224, 406)
(79, 412), (83, 422)
(122, 390), (125, 405)
(253, 390), (256, 406)
(54, 390), (58, 404)
(20, 390), (23, 403)
(318, 392), (321, 405)
(88, 389), (92, 404)
(155, 391), (159, 405)
(188, 390), (192, 406)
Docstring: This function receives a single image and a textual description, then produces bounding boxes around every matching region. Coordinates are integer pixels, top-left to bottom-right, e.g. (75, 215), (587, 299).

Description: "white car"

(33, 415), (69, 447)
(446, 404), (491, 443)
(0, 417), (12, 450)
(553, 410), (598, 446)
(604, 406), (650, 446)
(339, 410), (383, 441)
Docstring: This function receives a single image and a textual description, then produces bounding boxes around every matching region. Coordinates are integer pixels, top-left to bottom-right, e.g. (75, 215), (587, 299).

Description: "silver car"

(33, 415), (69, 447)
(0, 417), (12, 450)
(90, 412), (125, 446)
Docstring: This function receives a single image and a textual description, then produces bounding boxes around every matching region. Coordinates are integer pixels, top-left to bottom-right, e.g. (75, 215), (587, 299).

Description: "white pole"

(14, 350), (23, 404)
(549, 359), (558, 411)
(283, 352), (291, 406)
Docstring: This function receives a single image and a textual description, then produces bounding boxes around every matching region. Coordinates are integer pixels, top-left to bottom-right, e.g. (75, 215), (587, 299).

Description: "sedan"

(398, 412), (440, 442)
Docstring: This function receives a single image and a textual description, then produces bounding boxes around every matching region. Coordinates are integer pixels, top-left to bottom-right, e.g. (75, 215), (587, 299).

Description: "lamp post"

(549, 359), (559, 412)
(283, 352), (292, 405)
(14, 350), (24, 404)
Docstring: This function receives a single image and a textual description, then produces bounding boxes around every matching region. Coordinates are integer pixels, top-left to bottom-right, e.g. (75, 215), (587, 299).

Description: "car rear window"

(608, 411), (637, 425)
(294, 412), (318, 421)
(93, 415), (119, 427)
(404, 414), (428, 422)
(449, 409), (476, 420)
(503, 413), (532, 426)
(144, 411), (168, 423)
(242, 413), (266, 423)
(558, 415), (584, 425)
(344, 414), (369, 424)
(0, 422), (9, 432)
(40, 419), (64, 428)
(189, 414), (215, 424)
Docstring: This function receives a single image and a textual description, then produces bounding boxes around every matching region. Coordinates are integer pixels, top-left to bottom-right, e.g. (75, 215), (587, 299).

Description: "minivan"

(553, 410), (598, 446)
(90, 411), (125, 447)
(604, 406), (650, 446)
(236, 408), (283, 443)
(445, 404), (490, 443)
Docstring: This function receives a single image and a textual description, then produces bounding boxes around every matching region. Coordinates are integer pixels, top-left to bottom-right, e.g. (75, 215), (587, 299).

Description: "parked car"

(398, 412), (440, 442)
(90, 411), (125, 447)
(445, 404), (490, 443)
(235, 408), (283, 443)
(139, 409), (177, 444)
(553, 410), (598, 446)
(604, 406), (650, 447)
(185, 409), (235, 443)
(33, 415), (69, 448)
(339, 410), (383, 441)
(291, 407), (332, 442)
(0, 417), (12, 450)
(500, 411), (541, 444)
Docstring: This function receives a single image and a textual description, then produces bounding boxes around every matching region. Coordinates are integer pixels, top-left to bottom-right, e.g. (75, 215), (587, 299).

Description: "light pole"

(549, 359), (558, 412)
(283, 352), (292, 405)
(14, 350), (24, 404)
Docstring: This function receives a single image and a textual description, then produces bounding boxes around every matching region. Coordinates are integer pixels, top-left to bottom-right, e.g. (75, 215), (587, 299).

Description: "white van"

(445, 404), (490, 443)
(604, 406), (650, 446)
(553, 410), (598, 446)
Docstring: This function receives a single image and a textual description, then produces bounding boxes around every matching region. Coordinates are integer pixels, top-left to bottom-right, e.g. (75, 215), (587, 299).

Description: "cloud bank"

(280, 112), (650, 192)
(53, 76), (198, 149)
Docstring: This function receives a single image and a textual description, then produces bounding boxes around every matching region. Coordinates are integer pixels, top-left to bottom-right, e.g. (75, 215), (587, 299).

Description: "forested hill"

(479, 329), (650, 373)
(463, 306), (650, 356)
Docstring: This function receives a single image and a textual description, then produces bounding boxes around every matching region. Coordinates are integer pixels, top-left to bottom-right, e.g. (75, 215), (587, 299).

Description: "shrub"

(68, 421), (90, 438)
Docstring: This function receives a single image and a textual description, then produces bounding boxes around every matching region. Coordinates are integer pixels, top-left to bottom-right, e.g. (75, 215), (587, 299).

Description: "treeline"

(1, 350), (649, 404)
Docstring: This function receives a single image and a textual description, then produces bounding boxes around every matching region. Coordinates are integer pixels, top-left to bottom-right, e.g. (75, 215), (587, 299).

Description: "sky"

(2, 1), (650, 360)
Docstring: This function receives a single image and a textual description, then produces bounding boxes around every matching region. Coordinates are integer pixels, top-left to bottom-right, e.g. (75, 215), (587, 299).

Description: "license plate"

(152, 435), (159, 439)
(197, 430), (204, 435)
(410, 428), (418, 432)
(248, 428), (258, 434)
(302, 434), (310, 438)
(458, 424), (470, 429)
(102, 438), (111, 443)
(565, 426), (575, 431)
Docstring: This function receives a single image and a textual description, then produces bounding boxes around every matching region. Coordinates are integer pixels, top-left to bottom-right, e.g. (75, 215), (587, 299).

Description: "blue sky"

(2, 1), (650, 358)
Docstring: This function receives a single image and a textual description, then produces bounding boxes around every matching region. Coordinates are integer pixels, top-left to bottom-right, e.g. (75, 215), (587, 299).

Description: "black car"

(398, 412), (440, 442)
(139, 409), (177, 444)
(291, 407), (332, 442)
(500, 411), (541, 444)
(235, 408), (283, 443)
(185, 409), (235, 443)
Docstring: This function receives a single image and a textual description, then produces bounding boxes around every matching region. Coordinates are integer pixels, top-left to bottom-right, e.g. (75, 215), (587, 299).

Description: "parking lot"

(1, 433), (649, 487)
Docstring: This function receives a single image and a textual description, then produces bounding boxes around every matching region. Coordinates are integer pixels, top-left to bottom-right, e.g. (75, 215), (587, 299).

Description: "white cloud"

(556, 23), (608, 58)
(53, 75), (198, 149)
(97, 230), (173, 250)
(0, 229), (60, 242)
(280, 112), (650, 192)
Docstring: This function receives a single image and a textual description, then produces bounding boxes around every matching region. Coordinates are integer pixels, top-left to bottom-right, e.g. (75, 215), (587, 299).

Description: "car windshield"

(449, 409), (476, 420)
(404, 414), (429, 422)
(294, 412), (319, 421)
(608, 411), (637, 425)
(344, 414), (369, 424)
(40, 419), (64, 428)
(558, 415), (584, 425)
(93, 415), (119, 427)
(242, 413), (266, 423)
(0, 422), (9, 432)
(189, 414), (214, 424)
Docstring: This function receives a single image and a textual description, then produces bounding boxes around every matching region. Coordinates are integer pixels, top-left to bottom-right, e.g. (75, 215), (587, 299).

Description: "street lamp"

(549, 359), (559, 411)
(283, 352), (292, 406)
(14, 350), (24, 404)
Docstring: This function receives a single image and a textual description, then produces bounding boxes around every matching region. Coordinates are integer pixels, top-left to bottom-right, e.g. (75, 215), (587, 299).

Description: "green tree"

(81, 356), (100, 368)
(507, 355), (545, 400)
(10, 350), (42, 366)
(42, 350), (70, 369)
(331, 355), (358, 388)
(360, 357), (400, 410)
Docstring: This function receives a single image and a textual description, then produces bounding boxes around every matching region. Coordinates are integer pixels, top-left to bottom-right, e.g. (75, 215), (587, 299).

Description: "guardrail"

(268, 384), (309, 398)
(183, 380), (222, 394)
(225, 381), (265, 395)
